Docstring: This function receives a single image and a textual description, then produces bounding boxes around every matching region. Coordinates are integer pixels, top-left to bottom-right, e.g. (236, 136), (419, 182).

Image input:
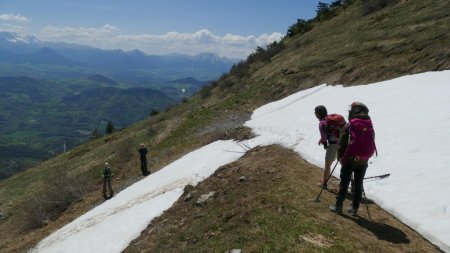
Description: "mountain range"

(0, 31), (238, 81)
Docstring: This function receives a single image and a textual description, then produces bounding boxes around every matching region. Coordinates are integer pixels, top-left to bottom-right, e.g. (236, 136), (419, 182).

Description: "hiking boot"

(318, 181), (328, 189)
(347, 205), (358, 216)
(329, 204), (342, 214)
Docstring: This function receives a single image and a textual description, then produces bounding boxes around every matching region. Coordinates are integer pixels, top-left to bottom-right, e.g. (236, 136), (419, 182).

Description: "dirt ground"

(124, 145), (442, 253)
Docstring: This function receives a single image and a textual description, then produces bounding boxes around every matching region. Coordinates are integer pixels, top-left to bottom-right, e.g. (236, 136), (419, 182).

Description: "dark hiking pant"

(103, 177), (113, 198)
(140, 157), (149, 174)
(335, 159), (368, 210)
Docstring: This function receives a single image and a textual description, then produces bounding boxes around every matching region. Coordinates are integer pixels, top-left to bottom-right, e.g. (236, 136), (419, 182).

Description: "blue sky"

(0, 0), (333, 58)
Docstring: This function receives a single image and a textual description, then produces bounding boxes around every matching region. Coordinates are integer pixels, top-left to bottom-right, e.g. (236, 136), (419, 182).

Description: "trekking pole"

(313, 161), (339, 202)
(362, 189), (371, 219)
(364, 173), (390, 180)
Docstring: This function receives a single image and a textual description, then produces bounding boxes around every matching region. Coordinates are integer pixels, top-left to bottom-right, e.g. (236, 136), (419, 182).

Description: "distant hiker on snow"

(102, 162), (114, 200)
(139, 143), (150, 176)
(330, 102), (377, 216)
(314, 105), (346, 189)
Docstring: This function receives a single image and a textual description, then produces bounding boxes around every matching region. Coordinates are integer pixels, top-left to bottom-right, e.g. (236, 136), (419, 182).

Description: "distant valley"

(0, 32), (236, 178)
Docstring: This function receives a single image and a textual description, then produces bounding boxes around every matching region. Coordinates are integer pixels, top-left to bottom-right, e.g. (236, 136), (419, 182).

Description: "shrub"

(230, 62), (248, 78)
(91, 128), (102, 139)
(199, 85), (213, 99)
(202, 130), (226, 145)
(362, 0), (398, 15)
(21, 172), (92, 229)
(316, 2), (333, 20)
(287, 19), (314, 37)
(330, 0), (343, 8)
(267, 41), (286, 56)
(150, 109), (160, 116)
(246, 41), (286, 64)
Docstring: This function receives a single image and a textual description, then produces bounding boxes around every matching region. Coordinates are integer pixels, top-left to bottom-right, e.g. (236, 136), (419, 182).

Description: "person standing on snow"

(139, 143), (150, 176)
(102, 162), (114, 200)
(314, 105), (345, 189)
(330, 102), (376, 216)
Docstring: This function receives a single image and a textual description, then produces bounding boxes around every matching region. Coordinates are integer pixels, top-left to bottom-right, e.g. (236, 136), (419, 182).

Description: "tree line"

(91, 121), (115, 139)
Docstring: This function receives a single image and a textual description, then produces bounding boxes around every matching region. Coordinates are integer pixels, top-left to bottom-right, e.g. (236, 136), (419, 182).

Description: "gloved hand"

(323, 142), (328, 150)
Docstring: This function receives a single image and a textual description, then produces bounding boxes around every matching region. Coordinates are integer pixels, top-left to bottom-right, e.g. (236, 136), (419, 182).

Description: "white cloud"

(41, 24), (117, 40)
(0, 23), (27, 33)
(0, 13), (29, 33)
(39, 25), (283, 58)
(0, 13), (29, 23)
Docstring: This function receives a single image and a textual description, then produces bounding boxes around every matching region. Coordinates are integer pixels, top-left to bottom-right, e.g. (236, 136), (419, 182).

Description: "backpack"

(103, 167), (113, 178)
(345, 118), (376, 161)
(325, 114), (346, 138)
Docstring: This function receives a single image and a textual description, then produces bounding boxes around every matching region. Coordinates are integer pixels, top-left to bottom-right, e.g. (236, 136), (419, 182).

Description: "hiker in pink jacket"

(330, 102), (376, 216)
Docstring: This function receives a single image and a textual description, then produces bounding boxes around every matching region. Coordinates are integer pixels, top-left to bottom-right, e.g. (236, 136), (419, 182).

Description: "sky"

(30, 70), (450, 253)
(0, 0), (334, 58)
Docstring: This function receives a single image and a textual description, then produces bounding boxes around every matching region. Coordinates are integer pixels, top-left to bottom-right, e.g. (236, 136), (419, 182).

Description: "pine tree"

(105, 121), (115, 134)
(316, 2), (333, 20)
(91, 128), (102, 139)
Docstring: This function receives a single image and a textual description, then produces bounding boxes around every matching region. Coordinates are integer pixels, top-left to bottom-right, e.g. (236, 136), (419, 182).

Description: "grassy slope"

(124, 145), (441, 253)
(0, 0), (449, 252)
